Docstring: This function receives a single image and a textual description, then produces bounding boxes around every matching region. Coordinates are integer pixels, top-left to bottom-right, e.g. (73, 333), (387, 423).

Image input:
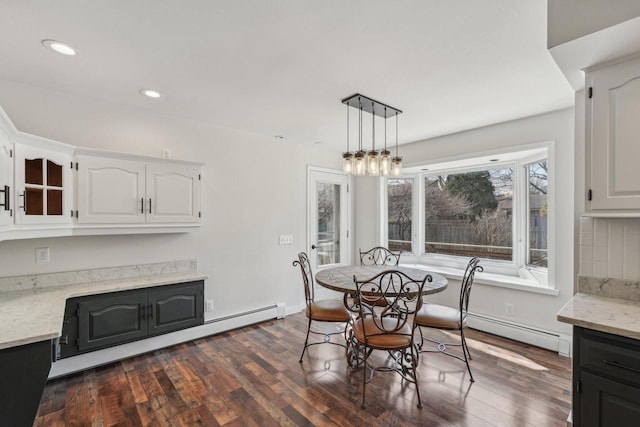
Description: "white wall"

(355, 108), (575, 336)
(547, 0), (640, 48)
(0, 80), (341, 321)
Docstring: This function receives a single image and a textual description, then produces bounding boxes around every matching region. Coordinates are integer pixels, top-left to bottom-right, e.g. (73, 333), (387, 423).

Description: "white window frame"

(381, 143), (553, 290)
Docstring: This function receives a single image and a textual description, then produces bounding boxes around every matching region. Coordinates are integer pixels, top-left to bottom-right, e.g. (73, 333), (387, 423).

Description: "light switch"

(35, 247), (50, 263)
(279, 234), (293, 245)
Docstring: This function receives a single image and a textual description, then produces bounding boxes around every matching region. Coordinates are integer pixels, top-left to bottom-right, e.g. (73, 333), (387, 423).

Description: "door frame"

(306, 165), (352, 274)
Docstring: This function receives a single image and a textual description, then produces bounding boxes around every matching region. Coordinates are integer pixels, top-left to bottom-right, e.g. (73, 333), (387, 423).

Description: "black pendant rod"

(341, 93), (402, 118)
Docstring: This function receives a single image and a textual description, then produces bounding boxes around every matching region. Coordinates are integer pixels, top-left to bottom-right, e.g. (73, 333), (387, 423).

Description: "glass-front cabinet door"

(14, 144), (72, 225)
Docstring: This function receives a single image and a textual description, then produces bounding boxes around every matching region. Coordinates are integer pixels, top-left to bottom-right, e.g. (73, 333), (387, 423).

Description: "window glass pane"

(47, 160), (63, 187)
(528, 160), (548, 267)
(424, 169), (513, 261)
(25, 188), (43, 215)
(47, 189), (63, 215)
(316, 183), (340, 266)
(387, 178), (413, 253)
(25, 158), (43, 185)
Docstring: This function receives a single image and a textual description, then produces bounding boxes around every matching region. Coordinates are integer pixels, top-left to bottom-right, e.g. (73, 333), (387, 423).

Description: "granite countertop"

(0, 261), (206, 350)
(557, 276), (640, 340)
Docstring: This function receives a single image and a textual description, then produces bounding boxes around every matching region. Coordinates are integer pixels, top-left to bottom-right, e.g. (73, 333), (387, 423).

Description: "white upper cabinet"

(0, 128), (12, 228)
(146, 164), (201, 224)
(586, 56), (640, 212)
(76, 154), (201, 225)
(0, 105), (203, 242)
(76, 156), (146, 224)
(14, 143), (72, 225)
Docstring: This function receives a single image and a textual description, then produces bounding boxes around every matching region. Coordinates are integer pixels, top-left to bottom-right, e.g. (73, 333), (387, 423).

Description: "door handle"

(18, 191), (25, 211)
(0, 185), (9, 211)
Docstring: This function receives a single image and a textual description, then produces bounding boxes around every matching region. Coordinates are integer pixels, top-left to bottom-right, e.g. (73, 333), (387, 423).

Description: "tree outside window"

(424, 168), (513, 261)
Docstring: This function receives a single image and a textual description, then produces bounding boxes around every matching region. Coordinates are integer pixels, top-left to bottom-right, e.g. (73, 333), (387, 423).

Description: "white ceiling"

(0, 0), (574, 150)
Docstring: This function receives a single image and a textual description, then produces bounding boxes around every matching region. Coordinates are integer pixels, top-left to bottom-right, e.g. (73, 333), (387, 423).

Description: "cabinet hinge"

(588, 189), (592, 201)
(588, 87), (593, 99)
(575, 380), (582, 394)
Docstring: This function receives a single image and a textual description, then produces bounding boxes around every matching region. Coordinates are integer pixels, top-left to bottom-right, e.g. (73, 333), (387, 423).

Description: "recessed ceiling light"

(139, 89), (163, 99)
(41, 39), (77, 56)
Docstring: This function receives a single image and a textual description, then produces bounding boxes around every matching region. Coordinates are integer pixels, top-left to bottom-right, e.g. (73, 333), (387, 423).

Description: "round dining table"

(315, 265), (448, 296)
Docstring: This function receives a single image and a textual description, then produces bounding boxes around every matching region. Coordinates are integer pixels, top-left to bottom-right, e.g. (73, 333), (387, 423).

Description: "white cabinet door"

(76, 156), (146, 224)
(14, 144), (72, 225)
(587, 57), (640, 211)
(146, 164), (200, 223)
(0, 129), (12, 228)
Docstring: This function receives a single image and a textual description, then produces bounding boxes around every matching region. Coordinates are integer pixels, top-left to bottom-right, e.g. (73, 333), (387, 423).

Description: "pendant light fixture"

(341, 94), (402, 177)
(391, 111), (403, 176)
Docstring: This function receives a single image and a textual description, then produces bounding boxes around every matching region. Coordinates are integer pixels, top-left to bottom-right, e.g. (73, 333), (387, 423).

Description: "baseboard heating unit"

(468, 313), (571, 357)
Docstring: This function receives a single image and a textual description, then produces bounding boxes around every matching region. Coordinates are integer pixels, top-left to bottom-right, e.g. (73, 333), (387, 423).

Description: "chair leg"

(361, 345), (368, 409)
(299, 316), (312, 363)
(409, 347), (423, 408)
(459, 327), (474, 382)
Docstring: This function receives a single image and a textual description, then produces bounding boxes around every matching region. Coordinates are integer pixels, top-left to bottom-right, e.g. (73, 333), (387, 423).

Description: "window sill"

(399, 263), (560, 296)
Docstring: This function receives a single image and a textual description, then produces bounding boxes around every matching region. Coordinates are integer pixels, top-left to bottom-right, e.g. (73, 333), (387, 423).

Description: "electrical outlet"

(505, 303), (515, 315)
(279, 234), (293, 245)
(206, 299), (214, 312)
(35, 247), (50, 263)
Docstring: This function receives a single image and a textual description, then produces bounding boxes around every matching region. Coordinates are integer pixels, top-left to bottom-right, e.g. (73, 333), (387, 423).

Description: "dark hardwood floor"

(35, 312), (571, 426)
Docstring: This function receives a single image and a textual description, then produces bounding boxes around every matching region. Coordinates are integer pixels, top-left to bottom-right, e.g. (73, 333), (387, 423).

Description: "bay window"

(383, 146), (550, 286)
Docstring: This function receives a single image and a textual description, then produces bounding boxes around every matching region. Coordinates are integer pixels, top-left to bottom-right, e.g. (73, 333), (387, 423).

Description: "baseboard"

(468, 313), (572, 357)
(49, 303), (284, 378)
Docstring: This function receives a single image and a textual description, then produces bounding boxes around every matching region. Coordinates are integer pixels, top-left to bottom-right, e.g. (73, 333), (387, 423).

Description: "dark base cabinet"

(573, 327), (640, 427)
(0, 340), (52, 427)
(60, 280), (204, 359)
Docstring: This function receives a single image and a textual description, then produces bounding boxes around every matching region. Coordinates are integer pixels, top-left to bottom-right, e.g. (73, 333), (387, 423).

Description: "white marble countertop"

(557, 293), (640, 340)
(0, 272), (207, 350)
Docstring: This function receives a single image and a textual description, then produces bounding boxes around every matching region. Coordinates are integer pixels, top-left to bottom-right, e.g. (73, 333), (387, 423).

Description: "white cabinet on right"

(76, 153), (201, 226)
(586, 56), (640, 213)
(146, 163), (201, 224)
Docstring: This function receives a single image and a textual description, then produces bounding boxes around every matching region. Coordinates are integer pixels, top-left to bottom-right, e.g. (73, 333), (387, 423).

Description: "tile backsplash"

(580, 217), (640, 280)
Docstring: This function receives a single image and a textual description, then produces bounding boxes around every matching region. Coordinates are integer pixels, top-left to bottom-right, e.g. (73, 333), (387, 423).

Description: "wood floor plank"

(35, 313), (571, 426)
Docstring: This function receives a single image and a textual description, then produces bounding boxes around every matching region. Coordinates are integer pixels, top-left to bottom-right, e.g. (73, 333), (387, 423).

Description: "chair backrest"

(459, 257), (483, 314)
(359, 246), (401, 266)
(293, 252), (314, 308)
(355, 270), (432, 335)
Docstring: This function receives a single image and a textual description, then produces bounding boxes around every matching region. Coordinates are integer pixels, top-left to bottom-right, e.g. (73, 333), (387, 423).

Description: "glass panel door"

(316, 182), (341, 267)
(308, 169), (349, 274)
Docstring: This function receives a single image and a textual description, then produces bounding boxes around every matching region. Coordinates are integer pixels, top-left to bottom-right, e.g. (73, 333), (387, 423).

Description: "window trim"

(380, 143), (554, 290)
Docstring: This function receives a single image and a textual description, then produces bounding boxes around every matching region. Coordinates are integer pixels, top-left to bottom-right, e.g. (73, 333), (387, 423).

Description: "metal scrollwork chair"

(352, 270), (431, 409)
(416, 257), (483, 382)
(293, 252), (351, 363)
(359, 246), (401, 266)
